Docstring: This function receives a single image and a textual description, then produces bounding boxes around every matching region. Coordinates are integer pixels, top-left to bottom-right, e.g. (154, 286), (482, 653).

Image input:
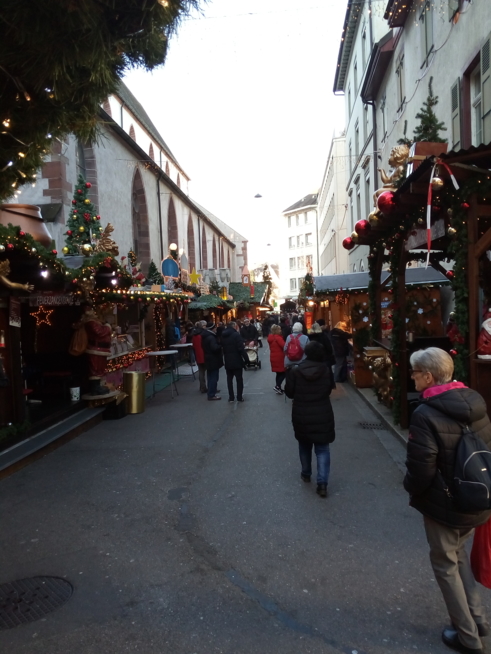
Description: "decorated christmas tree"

(413, 77), (447, 143)
(148, 260), (164, 285)
(63, 175), (103, 255)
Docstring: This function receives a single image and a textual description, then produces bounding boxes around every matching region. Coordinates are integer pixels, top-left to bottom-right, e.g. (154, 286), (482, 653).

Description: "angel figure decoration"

(370, 144), (410, 223)
(0, 259), (34, 292)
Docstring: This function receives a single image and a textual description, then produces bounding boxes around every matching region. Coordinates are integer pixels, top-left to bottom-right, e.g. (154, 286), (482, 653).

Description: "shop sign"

(29, 294), (78, 307)
(9, 297), (21, 327)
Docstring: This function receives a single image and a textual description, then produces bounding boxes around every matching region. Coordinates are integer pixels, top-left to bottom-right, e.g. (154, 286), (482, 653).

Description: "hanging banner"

(9, 297), (21, 328)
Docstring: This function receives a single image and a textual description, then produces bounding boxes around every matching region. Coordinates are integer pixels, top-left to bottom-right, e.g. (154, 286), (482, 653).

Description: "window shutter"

(481, 33), (491, 145)
(451, 79), (461, 150)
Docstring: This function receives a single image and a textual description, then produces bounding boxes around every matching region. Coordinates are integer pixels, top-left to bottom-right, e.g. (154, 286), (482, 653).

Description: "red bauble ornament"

(72, 200), (77, 205)
(96, 215), (101, 220)
(354, 219), (371, 237)
(394, 233), (401, 239)
(52, 249), (57, 255)
(450, 349), (458, 357)
(18, 231), (25, 237)
(342, 236), (355, 250)
(73, 210), (78, 214)
(377, 191), (396, 215)
(77, 189), (83, 194)
(84, 212), (90, 219)
(84, 217), (90, 222)
(6, 243), (13, 250)
(461, 202), (470, 209)
(446, 270), (455, 279)
(67, 230), (72, 236)
(85, 182), (92, 188)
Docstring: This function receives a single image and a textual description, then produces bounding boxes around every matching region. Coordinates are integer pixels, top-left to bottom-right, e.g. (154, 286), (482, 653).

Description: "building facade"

(317, 136), (349, 276)
(15, 80), (245, 284)
(281, 193), (319, 300)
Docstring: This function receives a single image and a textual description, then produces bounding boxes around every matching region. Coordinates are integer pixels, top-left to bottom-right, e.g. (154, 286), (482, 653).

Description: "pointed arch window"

(201, 225), (208, 269)
(227, 249), (231, 269)
(165, 161), (170, 176)
(167, 197), (178, 249)
(212, 237), (217, 269)
(129, 124), (136, 141)
(187, 215), (196, 272)
(149, 143), (155, 160)
(102, 100), (112, 117)
(220, 242), (224, 269)
(177, 173), (181, 188)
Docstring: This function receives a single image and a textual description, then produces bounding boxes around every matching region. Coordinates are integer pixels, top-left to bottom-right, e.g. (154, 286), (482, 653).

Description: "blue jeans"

(334, 356), (347, 382)
(207, 368), (220, 398)
(298, 440), (331, 484)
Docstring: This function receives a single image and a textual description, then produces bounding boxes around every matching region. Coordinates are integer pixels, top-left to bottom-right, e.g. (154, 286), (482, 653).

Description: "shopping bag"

(471, 519), (491, 588)
(69, 325), (88, 356)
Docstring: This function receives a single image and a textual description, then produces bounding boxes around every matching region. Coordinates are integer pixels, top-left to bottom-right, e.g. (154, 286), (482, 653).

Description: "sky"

(123, 0), (348, 269)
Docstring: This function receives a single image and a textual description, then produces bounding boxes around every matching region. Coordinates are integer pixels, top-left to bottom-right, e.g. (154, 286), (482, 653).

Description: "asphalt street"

(1, 345), (490, 653)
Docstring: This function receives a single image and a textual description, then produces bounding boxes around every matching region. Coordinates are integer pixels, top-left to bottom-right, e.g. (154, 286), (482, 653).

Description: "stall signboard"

(9, 297), (21, 327)
(29, 293), (78, 307)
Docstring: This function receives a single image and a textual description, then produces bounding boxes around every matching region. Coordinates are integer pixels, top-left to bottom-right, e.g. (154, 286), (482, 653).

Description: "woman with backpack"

(284, 321), (309, 368)
(404, 347), (491, 654)
(267, 324), (286, 394)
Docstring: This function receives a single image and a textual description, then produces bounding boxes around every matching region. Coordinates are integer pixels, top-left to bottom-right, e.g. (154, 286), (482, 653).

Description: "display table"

(173, 343), (196, 380)
(146, 350), (179, 399)
(104, 349), (150, 389)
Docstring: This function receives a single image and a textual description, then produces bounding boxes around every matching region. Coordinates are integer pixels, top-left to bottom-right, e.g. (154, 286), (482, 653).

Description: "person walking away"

(192, 320), (208, 394)
(262, 314), (272, 339)
(280, 316), (292, 342)
(404, 347), (491, 654)
(308, 323), (335, 369)
(254, 319), (263, 347)
(240, 318), (258, 345)
(284, 321), (309, 368)
(268, 324), (286, 394)
(201, 322), (223, 401)
(330, 321), (352, 382)
(285, 341), (335, 497)
(221, 321), (249, 403)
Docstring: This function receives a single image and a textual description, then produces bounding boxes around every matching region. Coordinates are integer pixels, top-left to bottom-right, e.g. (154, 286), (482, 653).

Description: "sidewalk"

(353, 383), (409, 445)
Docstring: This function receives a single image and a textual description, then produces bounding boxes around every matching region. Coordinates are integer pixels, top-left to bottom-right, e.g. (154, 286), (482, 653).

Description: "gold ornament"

(350, 231), (359, 244)
(417, 218), (424, 225)
(93, 223), (119, 256)
(447, 226), (457, 236)
(431, 176), (444, 190)
(62, 246), (69, 254)
(79, 226), (85, 233)
(84, 199), (91, 205)
(82, 243), (92, 252)
(0, 245), (5, 252)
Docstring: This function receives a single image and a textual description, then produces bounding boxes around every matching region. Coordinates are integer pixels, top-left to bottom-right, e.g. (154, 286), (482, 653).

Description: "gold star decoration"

(31, 305), (54, 327)
(189, 268), (201, 285)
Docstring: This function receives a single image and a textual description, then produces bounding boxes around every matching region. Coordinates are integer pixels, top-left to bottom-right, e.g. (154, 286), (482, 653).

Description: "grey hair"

(409, 347), (454, 385)
(200, 320), (207, 328)
(228, 321), (237, 329)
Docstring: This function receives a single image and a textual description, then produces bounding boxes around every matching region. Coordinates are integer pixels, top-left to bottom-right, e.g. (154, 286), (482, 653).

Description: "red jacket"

(268, 334), (286, 372)
(192, 328), (205, 365)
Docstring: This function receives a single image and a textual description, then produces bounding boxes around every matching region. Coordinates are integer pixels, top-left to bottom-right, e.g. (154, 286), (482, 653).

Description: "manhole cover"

(0, 576), (73, 629)
(359, 421), (385, 430)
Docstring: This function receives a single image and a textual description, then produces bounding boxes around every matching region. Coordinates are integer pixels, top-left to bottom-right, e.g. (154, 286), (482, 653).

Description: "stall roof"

(228, 282), (268, 304)
(314, 267), (449, 292)
(188, 294), (232, 310)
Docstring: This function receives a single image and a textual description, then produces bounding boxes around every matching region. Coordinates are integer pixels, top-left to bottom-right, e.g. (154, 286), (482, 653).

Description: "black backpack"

(451, 424), (491, 512)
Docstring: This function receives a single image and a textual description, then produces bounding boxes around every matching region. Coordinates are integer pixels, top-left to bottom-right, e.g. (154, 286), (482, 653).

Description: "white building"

(364, 1), (491, 161)
(333, 2), (390, 273)
(16, 80), (244, 283)
(281, 193), (319, 300)
(317, 136), (349, 275)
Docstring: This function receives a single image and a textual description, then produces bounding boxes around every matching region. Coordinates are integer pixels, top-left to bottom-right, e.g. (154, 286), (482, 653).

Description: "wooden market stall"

(348, 142), (491, 427)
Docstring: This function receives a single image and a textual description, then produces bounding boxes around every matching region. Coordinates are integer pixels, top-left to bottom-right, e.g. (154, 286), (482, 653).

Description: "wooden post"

(399, 249), (409, 429)
(374, 248), (384, 341)
(468, 194), (479, 389)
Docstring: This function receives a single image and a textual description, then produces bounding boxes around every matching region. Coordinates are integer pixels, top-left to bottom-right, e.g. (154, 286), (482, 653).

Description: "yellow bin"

(123, 371), (146, 414)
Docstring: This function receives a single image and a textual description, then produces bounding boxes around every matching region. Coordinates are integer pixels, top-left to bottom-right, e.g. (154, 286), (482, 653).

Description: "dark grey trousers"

(424, 515), (485, 649)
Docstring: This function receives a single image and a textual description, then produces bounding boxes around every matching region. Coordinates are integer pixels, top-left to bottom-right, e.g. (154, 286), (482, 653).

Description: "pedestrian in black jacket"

(404, 347), (491, 654)
(221, 322), (249, 403)
(331, 321), (352, 382)
(240, 319), (258, 344)
(308, 323), (335, 368)
(200, 322), (223, 401)
(285, 341), (335, 498)
(280, 316), (292, 342)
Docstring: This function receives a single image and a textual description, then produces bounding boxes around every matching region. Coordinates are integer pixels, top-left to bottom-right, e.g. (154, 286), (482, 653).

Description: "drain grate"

(0, 576), (73, 629)
(359, 421), (385, 430)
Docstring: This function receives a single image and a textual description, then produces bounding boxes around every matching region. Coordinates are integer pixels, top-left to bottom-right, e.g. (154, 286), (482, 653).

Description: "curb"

(352, 383), (408, 447)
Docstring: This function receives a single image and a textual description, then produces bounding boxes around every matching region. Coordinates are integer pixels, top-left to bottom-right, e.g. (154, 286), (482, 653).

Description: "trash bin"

(123, 371), (146, 414)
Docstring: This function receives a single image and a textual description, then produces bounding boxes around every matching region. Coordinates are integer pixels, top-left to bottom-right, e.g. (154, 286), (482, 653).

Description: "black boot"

(89, 379), (110, 396)
(316, 483), (327, 498)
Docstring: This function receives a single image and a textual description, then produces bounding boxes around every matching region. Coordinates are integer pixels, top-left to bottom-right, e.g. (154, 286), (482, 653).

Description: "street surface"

(1, 345), (490, 653)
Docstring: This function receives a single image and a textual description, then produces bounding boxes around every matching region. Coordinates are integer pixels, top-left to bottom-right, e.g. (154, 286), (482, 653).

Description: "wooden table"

(146, 350), (179, 399)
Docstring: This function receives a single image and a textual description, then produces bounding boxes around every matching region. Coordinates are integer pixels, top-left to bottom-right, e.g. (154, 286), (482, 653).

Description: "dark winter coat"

(201, 329), (224, 371)
(267, 334), (286, 373)
(404, 383), (491, 529)
(280, 322), (292, 341)
(240, 323), (259, 343)
(285, 360), (335, 444)
(330, 328), (352, 357)
(191, 327), (205, 365)
(221, 326), (249, 370)
(308, 332), (335, 367)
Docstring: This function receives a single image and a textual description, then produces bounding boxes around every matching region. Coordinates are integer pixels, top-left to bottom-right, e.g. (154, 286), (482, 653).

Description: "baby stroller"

(244, 341), (261, 369)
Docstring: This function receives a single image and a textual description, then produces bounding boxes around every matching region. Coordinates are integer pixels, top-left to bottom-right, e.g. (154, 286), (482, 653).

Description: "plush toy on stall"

(73, 303), (112, 394)
(477, 309), (491, 359)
